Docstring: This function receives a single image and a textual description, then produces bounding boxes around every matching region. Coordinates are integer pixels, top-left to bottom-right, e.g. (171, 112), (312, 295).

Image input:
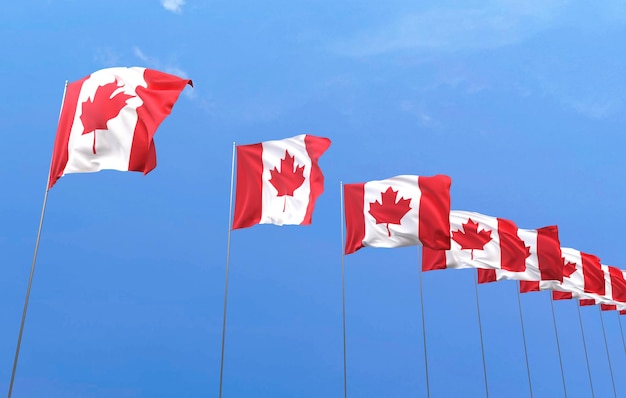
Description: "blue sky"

(1, 0), (626, 397)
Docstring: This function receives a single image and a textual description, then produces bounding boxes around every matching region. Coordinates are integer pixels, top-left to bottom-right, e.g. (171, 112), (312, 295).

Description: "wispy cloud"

(133, 47), (189, 79)
(94, 48), (121, 67)
(332, 1), (626, 57)
(333, 7), (559, 56)
(161, 0), (185, 14)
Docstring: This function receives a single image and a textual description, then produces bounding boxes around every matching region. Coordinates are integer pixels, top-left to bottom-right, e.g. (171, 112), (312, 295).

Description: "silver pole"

(473, 273), (489, 398)
(218, 142), (236, 398)
(548, 294), (567, 397)
(597, 308), (617, 398)
(617, 312), (626, 354)
(340, 181), (347, 398)
(8, 81), (68, 398)
(7, 188), (50, 398)
(576, 303), (595, 398)
(417, 247), (431, 398)
(516, 283), (533, 398)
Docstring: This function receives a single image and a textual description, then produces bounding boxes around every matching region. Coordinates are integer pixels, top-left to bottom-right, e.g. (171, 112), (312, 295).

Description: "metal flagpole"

(515, 283), (533, 398)
(576, 303), (595, 398)
(548, 293), (567, 398)
(8, 81), (68, 398)
(617, 312), (626, 354)
(218, 142), (236, 398)
(473, 273), (489, 398)
(8, 188), (50, 398)
(417, 247), (431, 398)
(597, 308), (617, 398)
(340, 182), (348, 398)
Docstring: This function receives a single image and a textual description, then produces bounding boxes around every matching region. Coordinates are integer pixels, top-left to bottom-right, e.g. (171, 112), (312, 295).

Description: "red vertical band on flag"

(303, 135), (331, 225)
(579, 299), (595, 306)
(477, 269), (496, 284)
(344, 183), (366, 254)
(417, 175), (451, 250)
(609, 267), (626, 303)
(232, 143), (264, 229)
(49, 76), (89, 189)
(581, 253), (604, 296)
(498, 218), (526, 272)
(553, 291), (572, 300)
(129, 69), (192, 173)
(601, 304), (617, 311)
(536, 226), (563, 282)
(421, 247), (447, 271)
(520, 281), (539, 293)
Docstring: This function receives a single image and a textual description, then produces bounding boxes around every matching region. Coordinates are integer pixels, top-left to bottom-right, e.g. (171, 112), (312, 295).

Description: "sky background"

(1, 0), (626, 397)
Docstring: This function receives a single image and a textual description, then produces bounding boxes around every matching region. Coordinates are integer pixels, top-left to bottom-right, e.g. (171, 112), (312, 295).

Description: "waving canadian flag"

(49, 67), (192, 188)
(343, 175), (451, 254)
(476, 226), (563, 284)
(422, 211), (530, 272)
(520, 248), (606, 301)
(559, 265), (626, 307)
(232, 134), (331, 229)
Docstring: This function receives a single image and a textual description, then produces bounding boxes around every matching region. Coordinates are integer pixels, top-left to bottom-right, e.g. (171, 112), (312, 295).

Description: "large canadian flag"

(476, 226), (563, 284)
(422, 211), (529, 271)
(232, 134), (331, 229)
(520, 248), (606, 301)
(343, 175), (451, 254)
(49, 67), (192, 188)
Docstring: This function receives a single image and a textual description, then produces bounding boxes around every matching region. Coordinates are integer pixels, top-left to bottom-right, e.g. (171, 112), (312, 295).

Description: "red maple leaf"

(452, 219), (492, 260)
(80, 80), (134, 154)
(368, 187), (412, 237)
(269, 150), (306, 211)
(563, 259), (577, 278)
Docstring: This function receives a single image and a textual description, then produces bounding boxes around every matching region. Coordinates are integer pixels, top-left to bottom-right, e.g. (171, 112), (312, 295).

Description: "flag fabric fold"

(343, 174), (451, 254)
(49, 67), (192, 188)
(232, 134), (331, 229)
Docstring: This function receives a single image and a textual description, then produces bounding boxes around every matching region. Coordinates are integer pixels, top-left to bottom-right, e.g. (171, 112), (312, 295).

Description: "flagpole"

(8, 81), (68, 398)
(548, 293), (567, 398)
(617, 312), (626, 354)
(576, 303), (595, 398)
(340, 181), (348, 398)
(8, 187), (50, 398)
(515, 283), (533, 398)
(597, 308), (617, 398)
(473, 273), (489, 398)
(218, 142), (236, 398)
(417, 247), (431, 398)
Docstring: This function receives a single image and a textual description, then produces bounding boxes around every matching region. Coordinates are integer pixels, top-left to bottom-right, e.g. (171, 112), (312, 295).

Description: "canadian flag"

(520, 248), (605, 301)
(343, 175), (451, 254)
(232, 134), (331, 229)
(571, 266), (626, 308)
(476, 226), (562, 284)
(422, 211), (529, 272)
(49, 67), (192, 188)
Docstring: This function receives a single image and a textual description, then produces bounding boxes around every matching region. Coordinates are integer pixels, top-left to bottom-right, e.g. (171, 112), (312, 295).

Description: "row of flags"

(49, 66), (626, 315)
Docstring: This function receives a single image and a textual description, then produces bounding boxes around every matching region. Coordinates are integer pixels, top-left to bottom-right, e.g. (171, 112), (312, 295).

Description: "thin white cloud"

(333, 8), (557, 56)
(94, 48), (121, 67)
(161, 0), (185, 14)
(133, 47), (189, 78)
(332, 1), (626, 57)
